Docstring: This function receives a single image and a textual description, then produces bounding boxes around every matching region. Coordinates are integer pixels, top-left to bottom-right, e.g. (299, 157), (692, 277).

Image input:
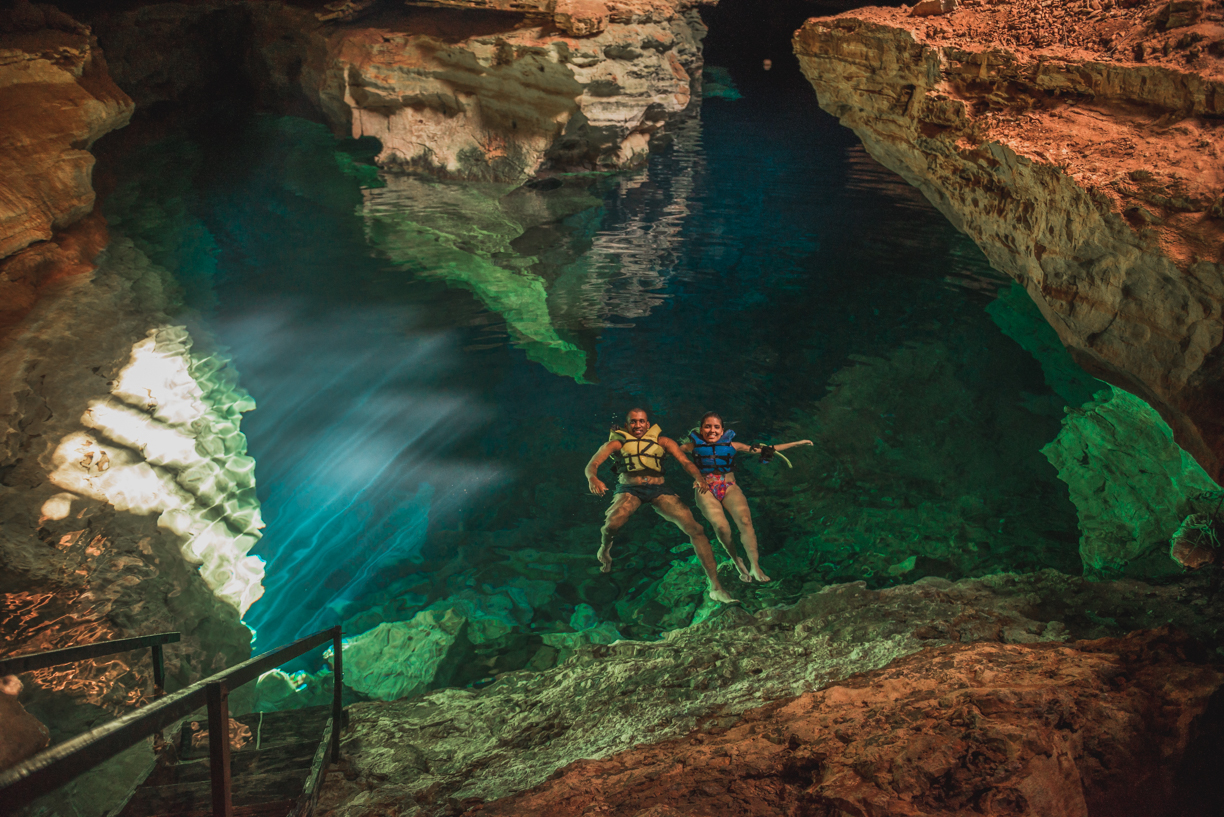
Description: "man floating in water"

(584, 408), (737, 604)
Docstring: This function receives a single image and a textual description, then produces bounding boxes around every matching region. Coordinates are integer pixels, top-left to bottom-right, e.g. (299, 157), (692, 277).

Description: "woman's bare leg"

(651, 495), (737, 603)
(722, 484), (769, 582)
(599, 492), (642, 572)
(693, 486), (750, 581)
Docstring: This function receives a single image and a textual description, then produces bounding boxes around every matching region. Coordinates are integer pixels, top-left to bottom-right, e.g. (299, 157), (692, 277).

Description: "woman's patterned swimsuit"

(704, 472), (731, 502)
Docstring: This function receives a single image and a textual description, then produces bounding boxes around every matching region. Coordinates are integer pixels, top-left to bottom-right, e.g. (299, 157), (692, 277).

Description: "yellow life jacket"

(610, 424), (666, 475)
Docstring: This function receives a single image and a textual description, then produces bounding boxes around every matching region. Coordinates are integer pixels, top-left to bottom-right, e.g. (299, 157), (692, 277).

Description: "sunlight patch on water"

(226, 300), (509, 648)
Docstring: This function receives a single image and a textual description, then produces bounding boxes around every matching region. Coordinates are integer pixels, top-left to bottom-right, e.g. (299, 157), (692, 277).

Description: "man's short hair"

(626, 407), (648, 422)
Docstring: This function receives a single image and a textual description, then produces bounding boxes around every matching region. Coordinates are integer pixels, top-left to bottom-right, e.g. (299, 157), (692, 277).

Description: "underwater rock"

(1042, 385), (1220, 576)
(360, 174), (600, 380)
(467, 628), (1223, 817)
(794, 0), (1224, 482)
(314, 570), (1224, 815)
(332, 609), (473, 701)
(0, 8), (132, 336)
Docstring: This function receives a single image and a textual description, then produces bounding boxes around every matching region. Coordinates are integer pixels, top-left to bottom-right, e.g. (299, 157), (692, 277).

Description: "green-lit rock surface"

(314, 570), (1224, 816)
(1043, 386), (1220, 577)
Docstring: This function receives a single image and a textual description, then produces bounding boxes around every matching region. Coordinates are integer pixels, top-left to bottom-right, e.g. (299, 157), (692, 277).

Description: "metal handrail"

(0, 632), (181, 691)
(0, 626), (344, 817)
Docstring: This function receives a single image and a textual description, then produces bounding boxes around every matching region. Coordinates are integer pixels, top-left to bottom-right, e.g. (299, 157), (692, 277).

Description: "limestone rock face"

(313, 571), (1224, 816)
(250, 1), (711, 181)
(468, 628), (1223, 817)
(89, 1), (709, 181)
(0, 6), (133, 335)
(793, 0), (1224, 480)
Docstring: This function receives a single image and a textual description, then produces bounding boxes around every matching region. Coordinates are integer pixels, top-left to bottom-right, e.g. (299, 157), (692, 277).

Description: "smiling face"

(626, 409), (650, 438)
(700, 415), (724, 443)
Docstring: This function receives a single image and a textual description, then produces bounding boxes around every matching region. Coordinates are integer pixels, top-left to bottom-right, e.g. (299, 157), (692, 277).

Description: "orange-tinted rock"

(0, 8), (133, 259)
(794, 0), (1224, 480)
(0, 211), (109, 343)
(0, 676), (50, 772)
(465, 629), (1223, 817)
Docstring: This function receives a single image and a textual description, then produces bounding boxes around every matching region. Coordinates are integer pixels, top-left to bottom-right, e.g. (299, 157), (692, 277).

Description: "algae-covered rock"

(1042, 386), (1220, 577)
(334, 609), (473, 701)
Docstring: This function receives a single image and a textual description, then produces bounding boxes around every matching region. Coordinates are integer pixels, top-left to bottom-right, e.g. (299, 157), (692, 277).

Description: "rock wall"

(794, 0), (1224, 481)
(87, 0), (713, 183)
(0, 2), (133, 338)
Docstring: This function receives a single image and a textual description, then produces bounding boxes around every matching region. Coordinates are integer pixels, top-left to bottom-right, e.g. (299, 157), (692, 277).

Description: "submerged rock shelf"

(313, 571), (1224, 816)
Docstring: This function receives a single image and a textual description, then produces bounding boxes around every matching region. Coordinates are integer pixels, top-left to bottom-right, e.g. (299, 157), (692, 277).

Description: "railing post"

(206, 681), (233, 817)
(151, 644), (165, 695)
(331, 626), (342, 763)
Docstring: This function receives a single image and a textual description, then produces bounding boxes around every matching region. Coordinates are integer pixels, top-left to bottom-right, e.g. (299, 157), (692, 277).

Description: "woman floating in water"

(681, 412), (812, 583)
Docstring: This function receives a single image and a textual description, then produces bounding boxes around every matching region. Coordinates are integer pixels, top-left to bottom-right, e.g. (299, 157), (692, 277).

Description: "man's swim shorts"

(614, 483), (679, 503)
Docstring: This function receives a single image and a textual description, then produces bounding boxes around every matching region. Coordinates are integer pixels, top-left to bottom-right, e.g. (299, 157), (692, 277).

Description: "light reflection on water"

(215, 298), (505, 647)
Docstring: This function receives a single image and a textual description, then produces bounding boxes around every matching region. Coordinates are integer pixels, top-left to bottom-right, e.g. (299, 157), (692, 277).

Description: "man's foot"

(749, 565), (771, 582)
(597, 542), (613, 573)
(732, 557), (751, 582)
(708, 587), (738, 604)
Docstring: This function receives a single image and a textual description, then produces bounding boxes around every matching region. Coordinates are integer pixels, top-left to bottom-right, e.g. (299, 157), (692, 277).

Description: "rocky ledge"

(313, 571), (1224, 816)
(471, 629), (1221, 817)
(794, 0), (1224, 480)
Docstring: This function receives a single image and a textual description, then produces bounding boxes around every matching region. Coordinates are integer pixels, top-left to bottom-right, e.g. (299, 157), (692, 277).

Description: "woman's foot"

(597, 542), (613, 573)
(708, 587), (738, 604)
(732, 557), (751, 582)
(749, 565), (771, 582)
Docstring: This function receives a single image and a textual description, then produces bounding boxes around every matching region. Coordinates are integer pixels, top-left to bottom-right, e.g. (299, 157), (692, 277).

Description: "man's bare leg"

(723, 484), (769, 582)
(652, 495), (737, 603)
(599, 492), (642, 573)
(694, 486), (750, 581)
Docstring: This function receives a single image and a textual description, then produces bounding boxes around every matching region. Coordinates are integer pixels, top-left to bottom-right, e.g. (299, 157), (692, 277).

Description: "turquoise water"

(103, 79), (1081, 677)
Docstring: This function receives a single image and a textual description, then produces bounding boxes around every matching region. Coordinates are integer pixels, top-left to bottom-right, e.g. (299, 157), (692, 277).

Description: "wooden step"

(119, 769), (307, 817)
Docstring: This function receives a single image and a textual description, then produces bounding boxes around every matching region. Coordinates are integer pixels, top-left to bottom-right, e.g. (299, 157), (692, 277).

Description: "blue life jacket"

(689, 429), (736, 474)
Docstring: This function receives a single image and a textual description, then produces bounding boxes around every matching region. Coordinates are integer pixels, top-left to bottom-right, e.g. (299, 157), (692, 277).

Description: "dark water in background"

(100, 60), (1082, 665)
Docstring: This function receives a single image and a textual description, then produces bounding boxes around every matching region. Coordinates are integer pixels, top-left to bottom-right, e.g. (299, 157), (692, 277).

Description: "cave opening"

(5, 2), (1224, 814)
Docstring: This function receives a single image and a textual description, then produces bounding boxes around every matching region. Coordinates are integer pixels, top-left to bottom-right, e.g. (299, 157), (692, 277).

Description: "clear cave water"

(95, 18), (1093, 687)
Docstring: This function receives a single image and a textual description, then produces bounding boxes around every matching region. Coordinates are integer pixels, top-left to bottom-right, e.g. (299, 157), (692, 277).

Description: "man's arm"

(661, 437), (709, 494)
(585, 441), (620, 496)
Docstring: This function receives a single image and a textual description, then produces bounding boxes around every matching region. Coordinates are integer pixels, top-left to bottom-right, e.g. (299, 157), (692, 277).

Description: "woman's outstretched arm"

(731, 439), (814, 453)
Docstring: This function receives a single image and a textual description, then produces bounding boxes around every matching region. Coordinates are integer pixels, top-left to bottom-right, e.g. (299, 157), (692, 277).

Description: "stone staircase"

(118, 706), (333, 817)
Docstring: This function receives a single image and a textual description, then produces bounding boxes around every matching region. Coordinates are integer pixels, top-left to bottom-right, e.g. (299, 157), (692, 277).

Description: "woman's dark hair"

(698, 411), (723, 427)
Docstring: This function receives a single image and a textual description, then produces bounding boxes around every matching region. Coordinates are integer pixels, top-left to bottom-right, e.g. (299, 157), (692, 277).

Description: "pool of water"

(100, 72), (1082, 682)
